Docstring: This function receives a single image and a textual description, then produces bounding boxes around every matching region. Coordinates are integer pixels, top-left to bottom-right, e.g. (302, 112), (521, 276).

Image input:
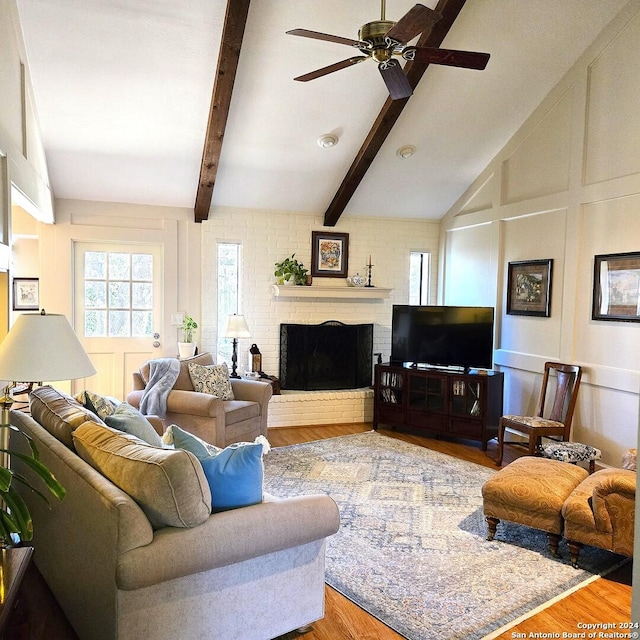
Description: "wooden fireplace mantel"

(271, 284), (392, 300)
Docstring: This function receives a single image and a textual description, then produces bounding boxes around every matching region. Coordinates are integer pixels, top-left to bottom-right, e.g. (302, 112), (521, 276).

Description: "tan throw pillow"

(73, 423), (211, 529)
(188, 362), (235, 400)
(31, 385), (104, 449)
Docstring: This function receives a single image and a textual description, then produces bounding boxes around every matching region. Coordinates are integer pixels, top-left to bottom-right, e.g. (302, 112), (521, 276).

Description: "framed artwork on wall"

(506, 259), (553, 317)
(592, 251), (640, 322)
(13, 277), (40, 311)
(311, 231), (349, 278)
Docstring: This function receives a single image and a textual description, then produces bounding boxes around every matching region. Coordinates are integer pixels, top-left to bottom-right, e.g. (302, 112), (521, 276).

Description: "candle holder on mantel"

(365, 257), (374, 288)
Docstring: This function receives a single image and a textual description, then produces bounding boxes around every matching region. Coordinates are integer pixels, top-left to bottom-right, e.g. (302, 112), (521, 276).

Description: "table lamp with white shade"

(0, 310), (97, 426)
(223, 314), (250, 378)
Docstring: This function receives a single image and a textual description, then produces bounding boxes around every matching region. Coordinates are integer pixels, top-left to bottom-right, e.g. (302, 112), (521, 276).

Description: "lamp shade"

(0, 311), (96, 383)
(223, 314), (250, 339)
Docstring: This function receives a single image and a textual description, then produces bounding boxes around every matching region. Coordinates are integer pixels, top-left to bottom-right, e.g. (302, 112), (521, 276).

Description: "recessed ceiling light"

(317, 134), (339, 148)
(396, 145), (416, 159)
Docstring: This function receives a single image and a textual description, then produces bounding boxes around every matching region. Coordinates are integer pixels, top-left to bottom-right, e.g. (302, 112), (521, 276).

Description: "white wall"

(0, 0), (53, 223)
(200, 207), (440, 381)
(439, 0), (640, 468)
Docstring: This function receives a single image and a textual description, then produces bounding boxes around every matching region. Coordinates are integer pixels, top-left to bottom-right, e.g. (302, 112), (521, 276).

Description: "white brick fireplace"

(200, 207), (440, 428)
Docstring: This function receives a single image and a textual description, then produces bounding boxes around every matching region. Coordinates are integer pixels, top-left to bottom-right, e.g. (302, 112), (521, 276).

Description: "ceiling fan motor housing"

(359, 20), (397, 62)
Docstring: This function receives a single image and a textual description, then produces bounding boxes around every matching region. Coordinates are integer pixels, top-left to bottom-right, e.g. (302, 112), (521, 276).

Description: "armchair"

(562, 467), (635, 567)
(127, 353), (272, 448)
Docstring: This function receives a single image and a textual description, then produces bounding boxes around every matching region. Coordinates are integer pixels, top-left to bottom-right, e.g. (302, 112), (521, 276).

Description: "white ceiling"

(15, 0), (628, 221)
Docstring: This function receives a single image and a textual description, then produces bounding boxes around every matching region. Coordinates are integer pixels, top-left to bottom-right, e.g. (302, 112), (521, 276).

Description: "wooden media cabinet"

(373, 363), (504, 450)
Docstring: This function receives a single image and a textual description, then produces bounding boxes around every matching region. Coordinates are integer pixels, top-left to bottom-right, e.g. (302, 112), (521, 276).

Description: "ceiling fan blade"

(378, 60), (412, 100)
(294, 56), (370, 82)
(286, 28), (364, 48)
(404, 46), (490, 70)
(385, 4), (440, 46)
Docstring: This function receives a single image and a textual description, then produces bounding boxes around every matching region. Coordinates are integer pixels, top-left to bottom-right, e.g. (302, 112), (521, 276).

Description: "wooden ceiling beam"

(194, 0), (251, 223)
(323, 0), (468, 227)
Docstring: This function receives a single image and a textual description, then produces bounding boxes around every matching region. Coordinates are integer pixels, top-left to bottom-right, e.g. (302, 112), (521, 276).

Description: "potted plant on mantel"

(274, 254), (308, 286)
(178, 315), (198, 359)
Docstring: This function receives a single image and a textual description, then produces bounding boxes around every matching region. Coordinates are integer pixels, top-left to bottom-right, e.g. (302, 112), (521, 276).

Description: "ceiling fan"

(287, 1), (490, 100)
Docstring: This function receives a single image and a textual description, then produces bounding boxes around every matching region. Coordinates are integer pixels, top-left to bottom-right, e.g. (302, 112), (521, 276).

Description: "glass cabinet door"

(450, 379), (482, 417)
(409, 375), (446, 412)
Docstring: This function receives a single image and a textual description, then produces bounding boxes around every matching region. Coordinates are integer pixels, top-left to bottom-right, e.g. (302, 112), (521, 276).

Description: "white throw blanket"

(139, 358), (181, 419)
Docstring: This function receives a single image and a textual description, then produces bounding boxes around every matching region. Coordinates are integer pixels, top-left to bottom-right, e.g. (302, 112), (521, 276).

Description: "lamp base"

(230, 338), (240, 378)
(0, 383), (15, 427)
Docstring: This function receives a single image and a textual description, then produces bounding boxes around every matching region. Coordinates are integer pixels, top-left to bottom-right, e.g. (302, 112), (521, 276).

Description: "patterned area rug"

(263, 431), (624, 640)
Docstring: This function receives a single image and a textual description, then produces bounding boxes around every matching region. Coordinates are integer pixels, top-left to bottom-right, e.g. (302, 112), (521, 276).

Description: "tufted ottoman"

(482, 456), (588, 555)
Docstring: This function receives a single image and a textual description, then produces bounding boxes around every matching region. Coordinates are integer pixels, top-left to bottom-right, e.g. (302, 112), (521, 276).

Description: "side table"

(260, 375), (281, 395)
(0, 546), (33, 636)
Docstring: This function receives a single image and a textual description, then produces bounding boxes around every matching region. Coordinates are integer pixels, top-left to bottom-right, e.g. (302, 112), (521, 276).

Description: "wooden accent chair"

(495, 362), (582, 467)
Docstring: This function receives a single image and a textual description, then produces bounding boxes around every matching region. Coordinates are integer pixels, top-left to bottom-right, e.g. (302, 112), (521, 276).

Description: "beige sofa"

(11, 386), (340, 640)
(127, 352), (272, 448)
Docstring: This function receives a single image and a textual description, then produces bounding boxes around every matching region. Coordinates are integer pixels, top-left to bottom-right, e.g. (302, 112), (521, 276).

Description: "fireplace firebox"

(279, 321), (373, 391)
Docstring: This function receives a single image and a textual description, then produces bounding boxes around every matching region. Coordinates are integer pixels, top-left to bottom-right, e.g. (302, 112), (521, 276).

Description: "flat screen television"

(390, 305), (494, 370)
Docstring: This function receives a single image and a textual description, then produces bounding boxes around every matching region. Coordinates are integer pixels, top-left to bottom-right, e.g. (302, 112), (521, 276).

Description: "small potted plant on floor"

(178, 315), (198, 358)
(274, 254), (308, 285)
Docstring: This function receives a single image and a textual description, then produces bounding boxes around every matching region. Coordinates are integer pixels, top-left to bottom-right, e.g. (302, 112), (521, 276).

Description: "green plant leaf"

(0, 486), (33, 541)
(0, 450), (66, 500)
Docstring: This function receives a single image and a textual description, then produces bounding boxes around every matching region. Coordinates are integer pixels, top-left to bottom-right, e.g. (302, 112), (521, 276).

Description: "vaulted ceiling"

(16, 0), (628, 224)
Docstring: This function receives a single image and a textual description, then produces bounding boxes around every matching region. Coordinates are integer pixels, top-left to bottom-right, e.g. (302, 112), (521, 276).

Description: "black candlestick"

(365, 261), (374, 287)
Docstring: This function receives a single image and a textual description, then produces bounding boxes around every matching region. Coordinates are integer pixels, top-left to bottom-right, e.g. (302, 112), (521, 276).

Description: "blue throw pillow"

(200, 438), (270, 512)
(105, 403), (163, 447)
(162, 424), (219, 458)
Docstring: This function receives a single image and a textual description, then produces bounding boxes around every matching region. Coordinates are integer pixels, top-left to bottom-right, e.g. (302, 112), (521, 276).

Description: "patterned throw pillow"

(75, 390), (118, 420)
(187, 362), (235, 400)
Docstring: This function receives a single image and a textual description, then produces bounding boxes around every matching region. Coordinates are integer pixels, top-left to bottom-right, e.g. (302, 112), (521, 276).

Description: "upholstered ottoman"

(482, 456), (588, 555)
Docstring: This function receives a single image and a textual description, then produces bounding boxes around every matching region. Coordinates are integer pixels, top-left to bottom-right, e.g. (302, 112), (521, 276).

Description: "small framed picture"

(311, 231), (349, 278)
(592, 251), (640, 322)
(13, 277), (40, 311)
(506, 259), (553, 317)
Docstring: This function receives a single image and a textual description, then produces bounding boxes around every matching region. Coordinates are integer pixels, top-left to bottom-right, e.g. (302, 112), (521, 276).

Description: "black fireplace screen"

(279, 321), (373, 390)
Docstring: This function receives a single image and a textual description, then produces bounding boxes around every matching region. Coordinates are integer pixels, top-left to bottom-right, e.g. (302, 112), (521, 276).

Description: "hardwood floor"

(11, 423), (631, 640)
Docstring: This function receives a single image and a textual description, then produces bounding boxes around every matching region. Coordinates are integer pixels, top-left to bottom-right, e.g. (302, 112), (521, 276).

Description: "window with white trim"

(216, 242), (241, 364)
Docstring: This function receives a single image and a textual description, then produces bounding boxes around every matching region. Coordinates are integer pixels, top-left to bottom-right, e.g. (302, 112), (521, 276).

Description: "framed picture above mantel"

(506, 259), (553, 317)
(592, 251), (640, 322)
(311, 231), (349, 278)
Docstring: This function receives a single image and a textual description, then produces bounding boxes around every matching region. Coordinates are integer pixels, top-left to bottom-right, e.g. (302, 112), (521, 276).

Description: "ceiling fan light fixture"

(397, 145), (416, 159)
(317, 134), (339, 149)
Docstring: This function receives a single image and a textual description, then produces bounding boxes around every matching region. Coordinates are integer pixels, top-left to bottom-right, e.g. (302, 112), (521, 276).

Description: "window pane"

(217, 243), (240, 365)
(82, 248), (155, 339)
(85, 310), (106, 337)
(108, 253), (130, 279)
(132, 253), (153, 281)
(132, 311), (152, 337)
(85, 252), (106, 279)
(132, 282), (152, 309)
(109, 281), (130, 308)
(109, 310), (130, 336)
(85, 281), (106, 308)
